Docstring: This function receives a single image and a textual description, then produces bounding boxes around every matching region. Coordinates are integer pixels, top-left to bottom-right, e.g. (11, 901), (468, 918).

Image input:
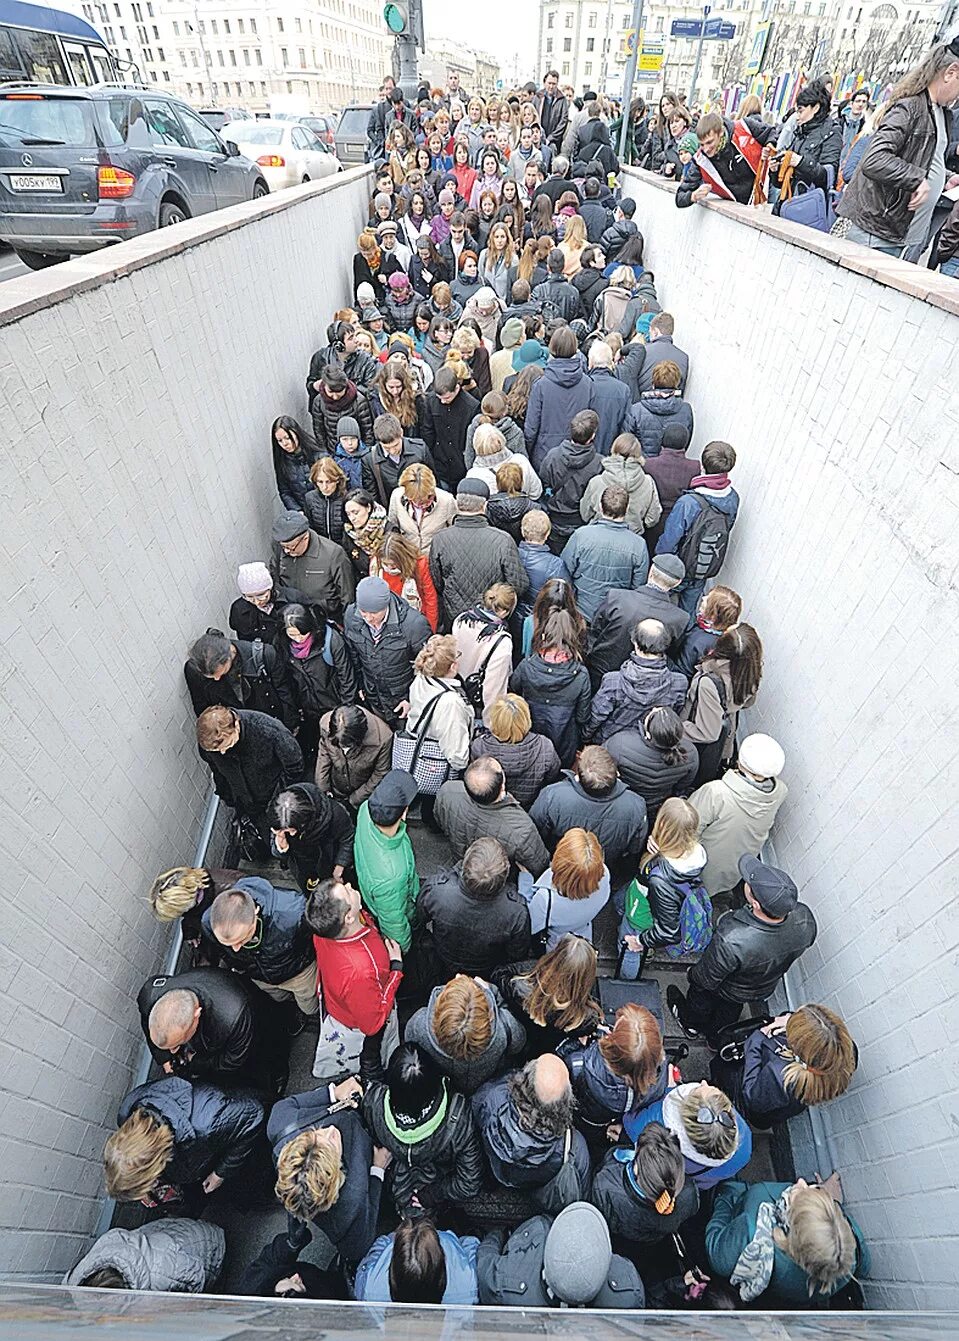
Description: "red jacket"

(381, 556), (440, 631)
(313, 914), (402, 1035)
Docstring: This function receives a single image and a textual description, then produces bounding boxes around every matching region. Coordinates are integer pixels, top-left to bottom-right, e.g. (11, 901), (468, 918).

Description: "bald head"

(632, 618), (671, 656)
(533, 1053), (572, 1104)
(149, 989), (201, 1051)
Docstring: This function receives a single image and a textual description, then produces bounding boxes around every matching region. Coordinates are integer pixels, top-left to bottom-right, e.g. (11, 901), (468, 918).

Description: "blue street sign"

(670, 16), (735, 37)
(704, 16), (736, 36)
(671, 18), (702, 35)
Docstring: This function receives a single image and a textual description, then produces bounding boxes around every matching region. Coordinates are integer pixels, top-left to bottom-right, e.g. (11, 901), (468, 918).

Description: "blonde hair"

(451, 325), (480, 355)
(473, 423), (507, 458)
(489, 693), (531, 743)
(482, 582), (517, 618)
(399, 462), (437, 505)
(444, 349), (472, 385)
(782, 1005), (857, 1106)
(104, 1109), (174, 1201)
(415, 633), (459, 678)
(521, 508), (550, 542)
(495, 462), (524, 495)
(678, 1085), (737, 1160)
(563, 214), (586, 247)
(149, 866), (209, 922)
(275, 1130), (346, 1219)
(647, 797), (699, 862)
(778, 1184), (856, 1296)
(739, 94), (762, 116)
(550, 828), (604, 901)
(310, 456), (348, 494)
(610, 265), (635, 290)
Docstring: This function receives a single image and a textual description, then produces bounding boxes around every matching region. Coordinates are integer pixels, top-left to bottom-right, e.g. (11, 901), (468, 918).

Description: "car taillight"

(256, 154), (286, 167)
(98, 165), (136, 199)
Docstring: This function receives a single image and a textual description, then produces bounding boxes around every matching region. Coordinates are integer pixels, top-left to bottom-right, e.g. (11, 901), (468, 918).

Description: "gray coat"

(405, 981), (527, 1094)
(64, 1220), (225, 1292)
(561, 518), (650, 622)
(477, 1214), (644, 1308)
(434, 781), (550, 877)
(635, 334), (690, 395)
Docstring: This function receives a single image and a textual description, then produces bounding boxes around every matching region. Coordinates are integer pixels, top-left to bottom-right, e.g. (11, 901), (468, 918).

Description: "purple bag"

(776, 166), (836, 234)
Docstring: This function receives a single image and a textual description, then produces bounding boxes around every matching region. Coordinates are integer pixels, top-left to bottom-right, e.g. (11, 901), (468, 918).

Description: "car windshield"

(299, 117), (327, 133)
(227, 124), (284, 144)
(337, 109), (369, 136)
(0, 95), (99, 147)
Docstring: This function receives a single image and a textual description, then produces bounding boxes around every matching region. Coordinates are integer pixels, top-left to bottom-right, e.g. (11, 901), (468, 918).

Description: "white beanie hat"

(237, 562), (272, 596)
(738, 733), (786, 779)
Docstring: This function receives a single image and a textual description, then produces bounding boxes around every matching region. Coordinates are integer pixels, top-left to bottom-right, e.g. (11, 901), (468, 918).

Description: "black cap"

(368, 769), (418, 825)
(739, 855), (798, 917)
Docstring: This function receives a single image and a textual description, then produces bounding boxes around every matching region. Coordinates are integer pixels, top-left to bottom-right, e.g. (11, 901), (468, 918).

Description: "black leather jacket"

(690, 904), (818, 1004)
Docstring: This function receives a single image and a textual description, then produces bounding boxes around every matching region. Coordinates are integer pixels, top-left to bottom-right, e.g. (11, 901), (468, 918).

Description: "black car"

(0, 84), (269, 269)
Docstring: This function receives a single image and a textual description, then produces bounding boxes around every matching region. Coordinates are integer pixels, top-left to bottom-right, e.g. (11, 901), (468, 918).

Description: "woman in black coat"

(269, 781), (355, 892)
(106, 1076), (265, 1205)
(279, 605), (357, 739)
(592, 1121), (699, 1247)
(362, 1044), (484, 1218)
(604, 706), (699, 821)
(302, 458), (349, 549)
(272, 416), (320, 511)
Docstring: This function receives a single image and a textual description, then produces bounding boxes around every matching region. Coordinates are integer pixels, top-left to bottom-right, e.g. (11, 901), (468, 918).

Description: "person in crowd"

(589, 553), (689, 681)
(593, 1121), (699, 1246)
(184, 630), (296, 727)
(642, 423), (699, 549)
(578, 181), (612, 244)
(504, 358), (546, 429)
(148, 865), (245, 955)
(308, 319), (380, 394)
(421, 366), (480, 491)
(355, 1218), (481, 1304)
(270, 511), (356, 622)
(494, 933), (601, 1057)
(372, 531), (440, 631)
(669, 854), (817, 1047)
(510, 606), (592, 766)
(713, 1005), (857, 1129)
(416, 836), (533, 979)
(269, 785), (354, 896)
(435, 756), (551, 876)
(363, 1042), (484, 1217)
(315, 704), (392, 811)
(429, 479), (528, 627)
(353, 770), (420, 952)
(582, 344), (630, 457)
(530, 248), (584, 329)
(566, 1003), (669, 1145)
(682, 622), (764, 785)
(64, 1219), (226, 1294)
(627, 361), (695, 457)
(516, 510), (570, 618)
(270, 1077), (389, 1265)
(105, 1075), (264, 1208)
(673, 584), (742, 679)
(452, 583), (517, 726)
(450, 323), (494, 397)
(136, 967), (267, 1090)
(369, 85), (417, 161)
(489, 319), (526, 393)
(600, 197), (638, 259)
(200, 876), (322, 1029)
(342, 488), (389, 577)
(306, 877), (404, 1080)
(574, 244), (611, 320)
(478, 1200), (644, 1308)
(228, 563), (298, 646)
(371, 359), (427, 439)
(535, 71), (570, 151)
(383, 272), (420, 337)
(405, 633), (474, 794)
(196, 706), (304, 847)
(835, 43), (959, 256)
(310, 365), (374, 454)
(472, 1053), (591, 1196)
(466, 424), (541, 499)
(387, 462), (457, 556)
(769, 85), (842, 196)
(362, 413), (433, 508)
(625, 1080), (752, 1189)
(539, 408), (603, 548)
(470, 692), (561, 809)
(272, 416), (319, 512)
(303, 456), (349, 546)
(619, 796), (709, 977)
(562, 486), (650, 622)
(706, 1174), (869, 1304)
(278, 604), (357, 735)
(588, 619), (688, 742)
(405, 973), (528, 1095)
(520, 826), (609, 950)
(342, 575), (431, 730)
(656, 440), (740, 616)
(240, 1218), (347, 1299)
(487, 462), (538, 540)
(478, 222), (516, 302)
(558, 212), (588, 277)
(605, 705), (699, 821)
(581, 432), (661, 537)
(450, 250), (482, 307)
(686, 731), (789, 901)
(676, 109), (777, 207)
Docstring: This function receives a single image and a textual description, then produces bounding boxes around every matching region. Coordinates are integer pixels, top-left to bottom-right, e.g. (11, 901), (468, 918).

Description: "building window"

(157, 45), (163, 59)
(172, 20), (178, 34)
(561, 59), (570, 73)
(211, 19), (217, 33)
(584, 61), (592, 73)
(250, 17), (257, 33)
(162, 69), (169, 80)
(298, 47), (306, 67)
(546, 37), (553, 52)
(280, 46), (288, 63)
(564, 11), (573, 25)
(243, 48), (250, 64)
(229, 48), (236, 65)
(563, 36), (571, 49)
(223, 18), (230, 33)
(216, 49), (224, 65)
(295, 16), (302, 31)
(586, 36), (594, 50)
(547, 11), (554, 26)
(276, 16), (284, 31)
(254, 48), (262, 64)
(588, 9), (597, 24)
(238, 18), (244, 32)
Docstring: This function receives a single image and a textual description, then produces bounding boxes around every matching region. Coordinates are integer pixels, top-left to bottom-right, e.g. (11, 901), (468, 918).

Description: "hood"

(639, 393), (686, 419)
(483, 1086), (559, 1170)
(580, 118), (611, 146)
(619, 655), (677, 707)
(562, 767), (628, 803)
(425, 981), (500, 1055)
(663, 842), (708, 878)
(65, 1228), (158, 1290)
(456, 274), (482, 291)
(546, 356), (586, 389)
(723, 769), (785, 817)
(600, 454), (646, 487)
(583, 1042), (629, 1113)
(662, 1083), (740, 1167)
(557, 437), (598, 470)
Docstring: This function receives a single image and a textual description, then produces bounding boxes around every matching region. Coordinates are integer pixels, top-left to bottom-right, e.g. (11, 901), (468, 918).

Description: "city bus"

(0, 0), (118, 87)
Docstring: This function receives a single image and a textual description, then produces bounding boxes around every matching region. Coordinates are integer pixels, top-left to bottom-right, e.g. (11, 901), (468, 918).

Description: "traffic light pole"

(383, 0), (424, 97)
(617, 0), (645, 160)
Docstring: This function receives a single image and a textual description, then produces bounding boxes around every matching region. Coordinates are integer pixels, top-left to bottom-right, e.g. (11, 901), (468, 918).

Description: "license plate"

(8, 174), (63, 192)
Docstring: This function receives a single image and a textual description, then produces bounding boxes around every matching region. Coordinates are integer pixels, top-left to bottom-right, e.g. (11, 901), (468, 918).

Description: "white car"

(221, 118), (340, 191)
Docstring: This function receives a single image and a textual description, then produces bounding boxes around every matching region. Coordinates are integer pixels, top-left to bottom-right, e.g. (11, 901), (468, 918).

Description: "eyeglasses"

(696, 1105), (735, 1130)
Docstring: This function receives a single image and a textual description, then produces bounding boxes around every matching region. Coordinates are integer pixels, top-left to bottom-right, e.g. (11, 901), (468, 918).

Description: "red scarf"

(690, 472), (730, 490)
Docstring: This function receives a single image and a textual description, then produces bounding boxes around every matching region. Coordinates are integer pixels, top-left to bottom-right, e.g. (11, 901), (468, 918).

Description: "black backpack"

(676, 495), (732, 583)
(460, 634), (510, 716)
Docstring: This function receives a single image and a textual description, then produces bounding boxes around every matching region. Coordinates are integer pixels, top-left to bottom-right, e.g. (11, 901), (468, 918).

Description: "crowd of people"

(65, 67), (875, 1312)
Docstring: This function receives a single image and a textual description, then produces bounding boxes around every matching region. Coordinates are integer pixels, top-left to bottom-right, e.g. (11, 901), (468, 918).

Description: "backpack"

(663, 880), (713, 958)
(687, 668), (731, 787)
(598, 284), (632, 334)
(460, 633), (510, 716)
(676, 495), (732, 583)
(538, 296), (561, 323)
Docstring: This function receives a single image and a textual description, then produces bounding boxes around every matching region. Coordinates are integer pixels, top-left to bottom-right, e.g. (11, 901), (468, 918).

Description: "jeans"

(840, 221), (903, 257)
(617, 911), (646, 980)
(940, 257), (959, 278)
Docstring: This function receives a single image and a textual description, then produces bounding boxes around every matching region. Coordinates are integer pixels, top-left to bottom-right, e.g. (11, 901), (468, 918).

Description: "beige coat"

(387, 487), (457, 554)
(689, 770), (788, 897)
(580, 455), (662, 534)
(452, 616), (514, 729)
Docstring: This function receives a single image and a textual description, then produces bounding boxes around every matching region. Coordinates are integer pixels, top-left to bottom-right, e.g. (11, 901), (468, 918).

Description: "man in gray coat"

(477, 1201), (644, 1308)
(429, 481), (528, 628)
(269, 510), (355, 623)
(435, 758), (550, 877)
(561, 485), (649, 622)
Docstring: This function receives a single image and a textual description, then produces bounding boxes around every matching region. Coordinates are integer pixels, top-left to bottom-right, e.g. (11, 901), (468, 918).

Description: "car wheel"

(159, 200), (188, 227)
(252, 180), (269, 198)
(14, 248), (62, 270)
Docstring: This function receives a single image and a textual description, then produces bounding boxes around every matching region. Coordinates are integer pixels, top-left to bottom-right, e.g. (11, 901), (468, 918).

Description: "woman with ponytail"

(605, 705), (699, 822)
(682, 622), (764, 786)
(592, 1121), (699, 1245)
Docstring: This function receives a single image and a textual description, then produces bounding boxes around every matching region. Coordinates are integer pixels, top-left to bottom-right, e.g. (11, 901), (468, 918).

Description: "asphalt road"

(0, 247), (30, 282)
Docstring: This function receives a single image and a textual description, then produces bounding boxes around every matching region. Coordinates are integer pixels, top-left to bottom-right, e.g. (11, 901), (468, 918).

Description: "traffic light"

(383, 2), (409, 34)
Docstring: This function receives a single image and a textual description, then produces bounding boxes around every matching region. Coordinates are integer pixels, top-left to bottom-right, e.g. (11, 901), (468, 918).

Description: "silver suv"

(0, 84), (269, 269)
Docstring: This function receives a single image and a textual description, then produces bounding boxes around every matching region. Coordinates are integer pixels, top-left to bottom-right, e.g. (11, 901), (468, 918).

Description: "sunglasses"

(696, 1105), (735, 1130)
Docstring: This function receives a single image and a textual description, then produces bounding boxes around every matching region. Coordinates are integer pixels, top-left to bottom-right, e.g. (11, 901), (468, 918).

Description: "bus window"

(63, 41), (94, 85)
(0, 26), (27, 80)
(14, 29), (69, 84)
(88, 46), (115, 83)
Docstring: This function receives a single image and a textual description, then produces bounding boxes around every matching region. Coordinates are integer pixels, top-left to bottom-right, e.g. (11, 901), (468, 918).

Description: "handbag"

(528, 886), (554, 957)
(461, 633), (510, 717)
(775, 160), (836, 234)
(715, 1014), (773, 1064)
(391, 684), (463, 796)
(532, 1127), (583, 1215)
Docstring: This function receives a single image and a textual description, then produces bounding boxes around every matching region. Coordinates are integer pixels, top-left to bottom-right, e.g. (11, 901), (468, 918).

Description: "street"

(0, 247), (30, 283)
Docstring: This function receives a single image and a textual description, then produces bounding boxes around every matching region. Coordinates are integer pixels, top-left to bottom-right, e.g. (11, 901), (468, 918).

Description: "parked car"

(335, 104), (374, 165)
(273, 112), (336, 146)
(0, 84), (268, 269)
(221, 119), (340, 190)
(197, 106), (254, 133)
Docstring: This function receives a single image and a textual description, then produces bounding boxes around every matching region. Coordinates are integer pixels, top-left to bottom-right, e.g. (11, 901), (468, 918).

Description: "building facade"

(419, 38), (501, 98)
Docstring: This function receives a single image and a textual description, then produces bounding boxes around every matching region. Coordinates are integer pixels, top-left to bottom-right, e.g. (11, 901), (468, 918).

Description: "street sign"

(704, 16), (736, 37)
(671, 18), (702, 36)
(744, 19), (772, 75)
(638, 43), (665, 71)
(670, 16), (735, 38)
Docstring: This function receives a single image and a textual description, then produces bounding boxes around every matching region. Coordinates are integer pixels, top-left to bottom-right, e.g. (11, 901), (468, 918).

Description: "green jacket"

(706, 1181), (870, 1306)
(354, 802), (419, 951)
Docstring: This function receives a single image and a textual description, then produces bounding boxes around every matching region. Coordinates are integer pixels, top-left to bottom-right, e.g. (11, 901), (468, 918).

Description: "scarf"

(696, 614), (722, 634)
(730, 1188), (791, 1302)
(689, 472), (730, 490)
(384, 1083), (449, 1145)
(363, 242), (382, 273)
(290, 634), (314, 661)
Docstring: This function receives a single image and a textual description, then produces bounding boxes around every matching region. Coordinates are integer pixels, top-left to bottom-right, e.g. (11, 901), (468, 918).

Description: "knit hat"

(543, 1202), (612, 1304)
(500, 316), (524, 349)
(360, 305), (383, 324)
(356, 281), (376, 308)
(338, 416), (361, 441)
(678, 131), (700, 155)
(388, 271), (411, 291)
(474, 285), (500, 313)
(457, 478), (490, 498)
(739, 855), (799, 917)
(438, 188), (455, 205)
(738, 732), (786, 779)
(237, 562), (272, 596)
(368, 769), (419, 825)
(373, 192), (392, 212)
(415, 235), (433, 251)
(377, 218), (399, 236)
(635, 311), (656, 337)
(355, 575), (391, 612)
(272, 510), (309, 543)
(512, 339), (549, 371)
(650, 553), (685, 582)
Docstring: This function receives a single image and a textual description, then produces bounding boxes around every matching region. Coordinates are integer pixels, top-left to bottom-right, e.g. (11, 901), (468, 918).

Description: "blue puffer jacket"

(656, 485), (740, 562)
(355, 1230), (480, 1303)
(626, 393), (695, 457)
(574, 1044), (669, 1125)
(517, 541), (571, 620)
(200, 876), (314, 985)
(524, 355), (594, 469)
(561, 518), (650, 622)
(587, 368), (631, 456)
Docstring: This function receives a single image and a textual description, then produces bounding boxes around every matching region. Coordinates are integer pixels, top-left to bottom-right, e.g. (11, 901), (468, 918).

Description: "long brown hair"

(516, 237), (540, 285)
(598, 1003), (665, 1096)
(377, 530), (420, 580)
(706, 622), (763, 707)
(516, 933), (598, 1031)
(431, 975), (494, 1060)
(782, 1004), (857, 1106)
(504, 364), (543, 421)
(376, 358), (419, 428)
(550, 828), (604, 901)
(532, 582), (586, 658)
(529, 194), (555, 238)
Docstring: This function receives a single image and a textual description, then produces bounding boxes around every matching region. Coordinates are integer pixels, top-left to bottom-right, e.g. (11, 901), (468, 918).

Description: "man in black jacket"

(588, 553), (690, 680)
(668, 856), (818, 1045)
(361, 413), (433, 507)
(196, 706), (304, 839)
(472, 1055), (591, 1191)
(579, 176), (613, 242)
(535, 72), (570, 152)
(421, 366), (479, 491)
(342, 576), (431, 729)
(269, 511), (355, 622)
(416, 836), (532, 978)
(184, 630), (297, 728)
(676, 111), (777, 208)
(306, 320), (378, 401)
(600, 199), (638, 260)
(438, 214), (479, 276)
(310, 365), (375, 453)
(429, 481), (528, 628)
(531, 248), (583, 321)
(367, 86), (417, 161)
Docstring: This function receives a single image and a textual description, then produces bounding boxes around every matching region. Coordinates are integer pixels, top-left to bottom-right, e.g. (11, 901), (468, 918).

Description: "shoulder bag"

(391, 683), (466, 795)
